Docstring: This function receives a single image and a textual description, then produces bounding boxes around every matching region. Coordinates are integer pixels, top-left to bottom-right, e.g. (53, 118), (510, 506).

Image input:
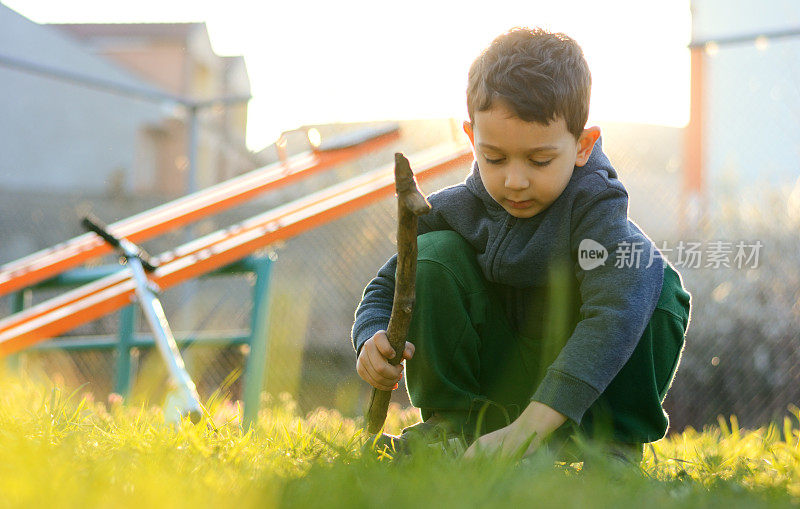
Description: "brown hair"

(467, 27), (591, 140)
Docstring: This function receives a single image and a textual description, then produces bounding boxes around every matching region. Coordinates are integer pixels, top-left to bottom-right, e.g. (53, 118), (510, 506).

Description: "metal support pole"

(242, 256), (273, 429)
(5, 290), (26, 371)
(10, 291), (25, 313)
(182, 105), (201, 349)
(188, 105), (199, 195)
(114, 304), (136, 397)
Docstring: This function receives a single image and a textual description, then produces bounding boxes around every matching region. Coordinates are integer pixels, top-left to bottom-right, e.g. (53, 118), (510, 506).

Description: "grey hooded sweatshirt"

(350, 136), (665, 424)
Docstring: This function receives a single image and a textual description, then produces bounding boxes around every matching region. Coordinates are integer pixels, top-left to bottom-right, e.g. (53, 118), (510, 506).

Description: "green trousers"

(404, 230), (691, 453)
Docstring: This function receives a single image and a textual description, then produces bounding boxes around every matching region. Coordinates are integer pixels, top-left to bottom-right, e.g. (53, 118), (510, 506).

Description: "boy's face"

(463, 100), (600, 219)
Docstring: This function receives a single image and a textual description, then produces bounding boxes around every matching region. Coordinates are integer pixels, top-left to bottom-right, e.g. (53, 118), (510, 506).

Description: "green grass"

(0, 374), (798, 508)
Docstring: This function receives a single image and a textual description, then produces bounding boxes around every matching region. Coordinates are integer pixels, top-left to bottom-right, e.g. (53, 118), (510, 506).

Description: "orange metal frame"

(0, 143), (471, 355)
(681, 46), (706, 234)
(0, 128), (400, 298)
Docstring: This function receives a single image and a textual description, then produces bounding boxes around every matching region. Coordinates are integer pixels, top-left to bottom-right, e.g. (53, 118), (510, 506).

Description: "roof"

(50, 22), (205, 41)
(0, 5), (171, 98)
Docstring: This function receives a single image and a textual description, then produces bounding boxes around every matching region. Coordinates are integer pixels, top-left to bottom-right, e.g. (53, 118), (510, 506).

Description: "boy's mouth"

(507, 199), (534, 209)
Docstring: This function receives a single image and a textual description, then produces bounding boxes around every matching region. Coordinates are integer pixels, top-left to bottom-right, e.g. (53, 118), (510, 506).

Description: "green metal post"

(11, 291), (25, 313)
(5, 290), (27, 371)
(13, 258), (266, 412)
(242, 257), (273, 429)
(114, 304), (136, 397)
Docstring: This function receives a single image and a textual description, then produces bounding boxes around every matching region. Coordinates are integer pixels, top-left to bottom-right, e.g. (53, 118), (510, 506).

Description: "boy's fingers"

(373, 332), (396, 359)
(357, 340), (400, 391)
(364, 351), (401, 387)
(375, 356), (403, 379)
(403, 342), (415, 360)
(363, 353), (387, 383)
(357, 356), (376, 385)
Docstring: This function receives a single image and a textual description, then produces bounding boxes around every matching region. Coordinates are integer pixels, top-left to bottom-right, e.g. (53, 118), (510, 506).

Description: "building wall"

(692, 0), (800, 41)
(92, 44), (188, 97)
(0, 5), (168, 195)
(692, 0), (800, 211)
(56, 23), (255, 193)
(704, 38), (800, 190)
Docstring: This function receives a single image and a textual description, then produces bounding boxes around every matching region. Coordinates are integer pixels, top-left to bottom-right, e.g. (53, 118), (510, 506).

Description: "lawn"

(0, 374), (797, 508)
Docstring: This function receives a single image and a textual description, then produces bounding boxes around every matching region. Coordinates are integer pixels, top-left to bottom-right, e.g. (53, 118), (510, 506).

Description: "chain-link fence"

(659, 30), (800, 432)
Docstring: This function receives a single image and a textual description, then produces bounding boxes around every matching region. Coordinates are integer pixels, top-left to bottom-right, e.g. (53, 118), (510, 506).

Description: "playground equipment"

(0, 124), (401, 298)
(0, 124), (471, 425)
(81, 215), (203, 424)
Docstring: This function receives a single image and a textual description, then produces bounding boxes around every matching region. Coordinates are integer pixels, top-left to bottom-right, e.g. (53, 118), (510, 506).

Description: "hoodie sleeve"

(351, 253), (396, 358)
(350, 195), (448, 357)
(530, 178), (665, 424)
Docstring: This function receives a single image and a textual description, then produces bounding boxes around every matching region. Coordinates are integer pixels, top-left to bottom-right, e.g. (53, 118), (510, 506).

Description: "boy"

(351, 27), (691, 463)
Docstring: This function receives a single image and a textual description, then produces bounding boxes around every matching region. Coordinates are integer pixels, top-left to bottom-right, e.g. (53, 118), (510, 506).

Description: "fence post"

(114, 304), (136, 397)
(242, 256), (273, 429)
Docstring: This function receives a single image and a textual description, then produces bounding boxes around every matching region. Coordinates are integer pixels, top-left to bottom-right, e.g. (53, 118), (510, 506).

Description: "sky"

(4, 0), (692, 151)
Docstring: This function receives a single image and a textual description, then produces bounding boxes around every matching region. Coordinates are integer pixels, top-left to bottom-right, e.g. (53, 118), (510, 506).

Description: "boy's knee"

(412, 230), (490, 325)
(416, 231), (486, 293)
(417, 230), (477, 269)
(656, 261), (691, 324)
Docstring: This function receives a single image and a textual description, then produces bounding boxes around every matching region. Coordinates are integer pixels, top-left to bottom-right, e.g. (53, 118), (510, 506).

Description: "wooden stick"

(365, 153), (431, 435)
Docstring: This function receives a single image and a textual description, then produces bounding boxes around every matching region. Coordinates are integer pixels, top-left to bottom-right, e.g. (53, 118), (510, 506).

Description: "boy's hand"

(356, 330), (415, 391)
(463, 401), (567, 460)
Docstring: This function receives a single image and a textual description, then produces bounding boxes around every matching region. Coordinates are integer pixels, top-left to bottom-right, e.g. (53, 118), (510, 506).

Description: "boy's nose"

(504, 168), (530, 190)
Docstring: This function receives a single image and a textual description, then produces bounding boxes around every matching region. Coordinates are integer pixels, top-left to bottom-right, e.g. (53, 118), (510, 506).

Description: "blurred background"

(0, 0), (798, 433)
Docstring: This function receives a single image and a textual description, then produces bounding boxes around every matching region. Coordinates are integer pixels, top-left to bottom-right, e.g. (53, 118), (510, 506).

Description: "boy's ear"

(575, 126), (601, 167)
(463, 120), (475, 146)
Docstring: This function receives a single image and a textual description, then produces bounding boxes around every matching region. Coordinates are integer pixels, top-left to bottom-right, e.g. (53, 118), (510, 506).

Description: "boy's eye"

(483, 155), (552, 167)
